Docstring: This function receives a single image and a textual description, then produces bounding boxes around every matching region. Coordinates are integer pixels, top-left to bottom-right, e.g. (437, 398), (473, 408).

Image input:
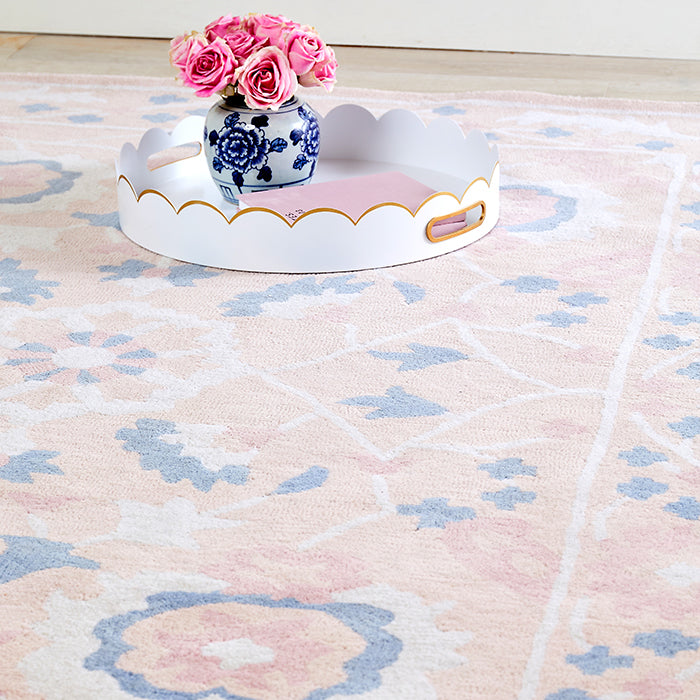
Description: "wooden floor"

(1, 32), (699, 101)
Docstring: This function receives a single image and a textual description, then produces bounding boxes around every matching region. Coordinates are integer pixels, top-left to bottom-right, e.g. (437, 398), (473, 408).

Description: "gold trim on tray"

(426, 201), (486, 243)
(116, 161), (499, 229)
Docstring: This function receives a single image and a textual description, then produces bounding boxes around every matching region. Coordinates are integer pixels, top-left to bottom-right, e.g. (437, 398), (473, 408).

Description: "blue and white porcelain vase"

(203, 95), (320, 204)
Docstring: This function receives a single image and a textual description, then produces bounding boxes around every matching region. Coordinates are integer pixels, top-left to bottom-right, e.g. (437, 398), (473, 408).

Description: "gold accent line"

(116, 161), (499, 228)
(426, 201), (486, 243)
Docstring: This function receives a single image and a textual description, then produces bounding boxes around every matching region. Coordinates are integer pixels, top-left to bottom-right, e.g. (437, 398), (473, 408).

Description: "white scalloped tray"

(116, 104), (499, 273)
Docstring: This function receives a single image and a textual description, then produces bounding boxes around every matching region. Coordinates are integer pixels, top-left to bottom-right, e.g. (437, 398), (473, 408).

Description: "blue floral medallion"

(203, 96), (320, 204)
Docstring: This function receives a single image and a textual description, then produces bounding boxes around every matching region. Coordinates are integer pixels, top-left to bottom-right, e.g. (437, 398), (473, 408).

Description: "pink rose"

(285, 26), (327, 76)
(183, 38), (237, 97)
(249, 13), (298, 48)
(313, 58), (337, 91)
(235, 46), (297, 110)
(169, 31), (207, 71)
(204, 14), (247, 41)
(224, 29), (269, 62)
(299, 46), (337, 92)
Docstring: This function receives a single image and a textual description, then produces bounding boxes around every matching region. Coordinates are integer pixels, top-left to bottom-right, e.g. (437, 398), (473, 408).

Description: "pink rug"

(1, 73), (699, 700)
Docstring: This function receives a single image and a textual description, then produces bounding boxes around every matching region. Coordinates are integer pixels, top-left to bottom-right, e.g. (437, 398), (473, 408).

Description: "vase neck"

(222, 94), (300, 112)
(223, 94), (247, 109)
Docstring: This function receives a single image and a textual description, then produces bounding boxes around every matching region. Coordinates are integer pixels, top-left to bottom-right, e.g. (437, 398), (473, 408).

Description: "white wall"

(4, 0), (700, 60)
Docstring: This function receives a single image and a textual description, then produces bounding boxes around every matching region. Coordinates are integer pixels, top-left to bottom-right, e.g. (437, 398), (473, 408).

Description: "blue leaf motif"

(22, 103), (58, 113)
(0, 536), (98, 583)
(150, 94), (188, 105)
(565, 646), (634, 675)
(77, 369), (100, 384)
(643, 334), (693, 350)
(72, 211), (120, 229)
(293, 154), (309, 170)
(68, 331), (92, 346)
(274, 466), (329, 494)
(502, 275), (559, 293)
(659, 311), (700, 326)
(0, 258), (60, 305)
(16, 342), (55, 353)
(681, 202), (700, 215)
(618, 445), (668, 467)
(482, 486), (537, 510)
(99, 259), (155, 281)
(117, 349), (156, 360)
(559, 292), (608, 308)
(269, 137), (288, 152)
(257, 165), (272, 182)
(479, 457), (537, 480)
(340, 386), (447, 419)
(632, 629), (700, 657)
(677, 362), (700, 380)
(664, 496), (700, 521)
(397, 497), (475, 529)
(538, 127), (573, 138)
(251, 114), (269, 128)
(545, 691), (598, 700)
(433, 105), (466, 116)
(393, 280), (425, 304)
(0, 450), (62, 483)
(369, 343), (467, 371)
(617, 477), (669, 500)
(637, 140), (673, 151)
(165, 264), (220, 287)
(669, 416), (700, 439)
(102, 334), (132, 347)
(536, 310), (587, 328)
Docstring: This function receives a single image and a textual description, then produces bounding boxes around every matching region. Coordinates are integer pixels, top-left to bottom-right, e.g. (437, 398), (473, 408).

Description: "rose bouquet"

(169, 13), (338, 110)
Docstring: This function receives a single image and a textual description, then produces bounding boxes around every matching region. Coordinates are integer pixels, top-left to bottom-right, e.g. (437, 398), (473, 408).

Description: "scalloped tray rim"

(116, 160), (499, 228)
(120, 105), (499, 165)
(116, 104), (499, 227)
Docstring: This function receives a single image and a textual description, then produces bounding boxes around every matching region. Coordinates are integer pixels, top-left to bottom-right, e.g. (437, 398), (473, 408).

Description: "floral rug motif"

(1, 73), (699, 700)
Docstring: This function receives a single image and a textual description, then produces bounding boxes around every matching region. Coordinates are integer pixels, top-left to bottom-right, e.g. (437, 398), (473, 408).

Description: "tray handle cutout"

(146, 142), (202, 171)
(426, 200), (486, 243)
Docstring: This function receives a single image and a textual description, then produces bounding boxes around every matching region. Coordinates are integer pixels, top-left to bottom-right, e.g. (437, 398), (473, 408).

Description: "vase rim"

(220, 94), (300, 113)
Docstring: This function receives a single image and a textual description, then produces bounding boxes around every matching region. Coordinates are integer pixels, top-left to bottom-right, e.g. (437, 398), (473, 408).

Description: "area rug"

(1, 72), (699, 700)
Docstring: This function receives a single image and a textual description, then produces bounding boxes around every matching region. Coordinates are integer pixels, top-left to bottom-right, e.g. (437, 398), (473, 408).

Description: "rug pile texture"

(1, 73), (699, 700)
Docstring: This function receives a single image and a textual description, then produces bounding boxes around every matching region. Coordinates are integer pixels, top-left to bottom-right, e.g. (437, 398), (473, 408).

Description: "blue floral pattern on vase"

(210, 114), (270, 179)
(203, 97), (320, 204)
(290, 103), (321, 171)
